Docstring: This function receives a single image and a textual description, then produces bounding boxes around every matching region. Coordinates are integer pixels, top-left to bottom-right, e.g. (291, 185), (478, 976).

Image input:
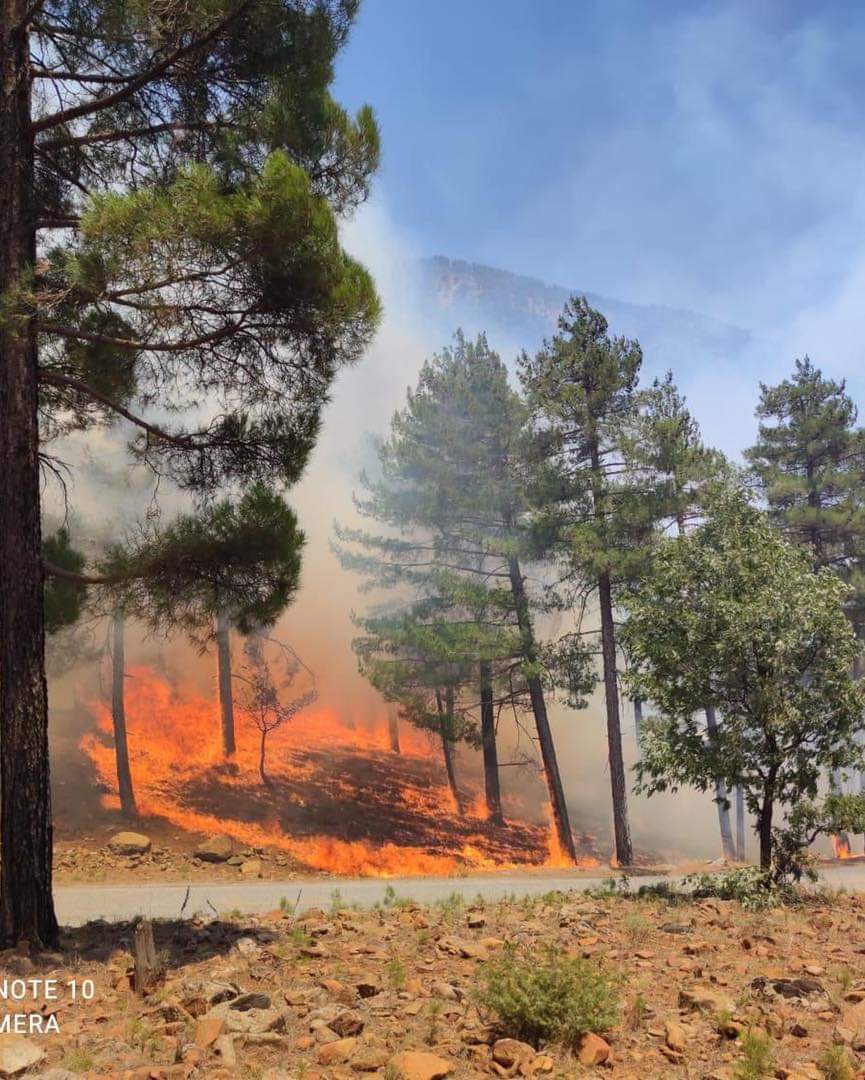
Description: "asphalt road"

(52, 863), (865, 926)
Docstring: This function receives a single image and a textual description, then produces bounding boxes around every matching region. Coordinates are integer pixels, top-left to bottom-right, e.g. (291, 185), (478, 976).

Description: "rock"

(195, 834), (234, 862)
(660, 922), (692, 934)
(34, 1071), (78, 1080)
(841, 998), (865, 1031)
(351, 1044), (390, 1071)
(107, 831), (152, 856)
(526, 1055), (554, 1075)
(240, 857), (263, 878)
(492, 1038), (535, 1068)
(230, 991), (272, 1011)
(205, 1000), (285, 1035)
(467, 912), (486, 929)
(678, 985), (735, 1016)
(355, 972), (381, 997)
(664, 1020), (687, 1052)
(328, 1010), (364, 1037)
(317, 1037), (357, 1065)
(214, 1034), (236, 1068)
(386, 1050), (454, 1080)
(430, 980), (461, 1001)
(0, 1036), (45, 1076)
(578, 1032), (611, 1066)
(194, 1015), (224, 1049)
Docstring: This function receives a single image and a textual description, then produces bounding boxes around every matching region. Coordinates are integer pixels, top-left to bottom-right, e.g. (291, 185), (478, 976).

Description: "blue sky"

(334, 0), (865, 356)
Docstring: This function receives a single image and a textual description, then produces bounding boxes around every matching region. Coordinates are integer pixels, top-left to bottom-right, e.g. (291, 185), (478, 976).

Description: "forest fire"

(833, 834), (853, 860)
(80, 666), (600, 876)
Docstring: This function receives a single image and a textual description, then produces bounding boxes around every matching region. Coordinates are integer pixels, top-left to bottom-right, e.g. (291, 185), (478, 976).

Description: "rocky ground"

(1, 881), (864, 1079)
(53, 830), (311, 885)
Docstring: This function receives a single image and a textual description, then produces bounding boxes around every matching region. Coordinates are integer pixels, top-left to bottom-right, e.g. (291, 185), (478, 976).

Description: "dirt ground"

(3, 883), (865, 1079)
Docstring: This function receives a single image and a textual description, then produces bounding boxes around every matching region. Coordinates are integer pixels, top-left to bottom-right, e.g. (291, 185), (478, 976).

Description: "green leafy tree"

(622, 488), (865, 871)
(337, 334), (579, 858)
(0, 0), (379, 945)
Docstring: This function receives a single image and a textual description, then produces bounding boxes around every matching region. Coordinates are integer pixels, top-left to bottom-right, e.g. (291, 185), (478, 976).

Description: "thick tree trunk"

(597, 568), (633, 865)
(479, 660), (503, 824)
(0, 4), (59, 947)
(112, 610), (137, 819)
(436, 687), (463, 813)
(215, 608), (236, 757)
(704, 706), (735, 861)
(388, 710), (401, 754)
(758, 793), (773, 871)
(735, 785), (745, 861)
(507, 557), (577, 862)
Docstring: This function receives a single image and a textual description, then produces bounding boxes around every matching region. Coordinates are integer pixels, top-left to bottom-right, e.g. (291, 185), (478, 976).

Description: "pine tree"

(0, 0), (379, 945)
(519, 298), (650, 866)
(337, 334), (578, 858)
(352, 600), (484, 814)
(746, 357), (865, 630)
(110, 607), (137, 819)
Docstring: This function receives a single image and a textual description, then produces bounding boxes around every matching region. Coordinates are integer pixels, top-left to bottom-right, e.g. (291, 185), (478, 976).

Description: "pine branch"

(31, 1), (253, 134)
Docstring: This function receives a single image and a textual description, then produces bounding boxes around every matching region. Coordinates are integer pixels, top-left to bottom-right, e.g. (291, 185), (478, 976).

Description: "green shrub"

(476, 944), (618, 1049)
(734, 1029), (774, 1080)
(819, 1043), (854, 1080)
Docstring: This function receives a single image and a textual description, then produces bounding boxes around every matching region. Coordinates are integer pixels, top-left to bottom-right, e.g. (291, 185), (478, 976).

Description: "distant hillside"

(413, 256), (756, 373)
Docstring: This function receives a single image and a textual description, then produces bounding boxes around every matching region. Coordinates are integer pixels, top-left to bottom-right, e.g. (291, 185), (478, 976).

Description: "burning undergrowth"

(78, 665), (601, 876)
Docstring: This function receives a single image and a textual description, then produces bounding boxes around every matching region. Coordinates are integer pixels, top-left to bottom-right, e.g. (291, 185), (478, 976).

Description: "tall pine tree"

(337, 334), (579, 859)
(0, 0), (380, 945)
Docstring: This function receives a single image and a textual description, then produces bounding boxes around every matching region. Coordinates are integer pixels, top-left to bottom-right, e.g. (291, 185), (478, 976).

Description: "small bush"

(819, 1043), (854, 1080)
(734, 1029), (774, 1080)
(638, 867), (791, 911)
(476, 944), (618, 1049)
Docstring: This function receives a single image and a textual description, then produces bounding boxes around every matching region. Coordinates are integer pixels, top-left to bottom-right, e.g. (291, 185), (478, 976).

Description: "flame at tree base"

(833, 834), (853, 860)
(81, 667), (600, 877)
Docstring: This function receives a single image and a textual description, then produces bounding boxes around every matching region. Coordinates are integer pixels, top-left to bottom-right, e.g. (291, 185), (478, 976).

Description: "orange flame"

(80, 666), (599, 877)
(833, 835), (853, 860)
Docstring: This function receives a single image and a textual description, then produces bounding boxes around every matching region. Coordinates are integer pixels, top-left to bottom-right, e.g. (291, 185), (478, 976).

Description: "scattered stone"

(195, 834), (234, 862)
(467, 912), (486, 929)
(214, 1034), (237, 1068)
(678, 985), (735, 1016)
(230, 991), (272, 1011)
(194, 1014), (224, 1048)
(386, 1050), (454, 1080)
(328, 1010), (364, 1037)
(577, 1032), (611, 1066)
(317, 1036), (357, 1065)
(664, 1019), (687, 1052)
(107, 831), (152, 856)
(355, 972), (381, 997)
(351, 1044), (390, 1071)
(0, 1036), (45, 1076)
(492, 1038), (535, 1068)
(240, 857), (264, 878)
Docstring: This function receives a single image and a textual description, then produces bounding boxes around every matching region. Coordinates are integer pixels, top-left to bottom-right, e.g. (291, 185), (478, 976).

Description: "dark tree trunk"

(633, 698), (643, 743)
(597, 568), (633, 865)
(735, 785), (745, 861)
(704, 706), (735, 861)
(758, 792), (773, 871)
(0, 4), (59, 947)
(258, 728), (269, 787)
(507, 557), (577, 862)
(479, 660), (503, 824)
(388, 710), (401, 754)
(112, 609), (137, 819)
(436, 687), (463, 813)
(215, 607), (236, 757)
